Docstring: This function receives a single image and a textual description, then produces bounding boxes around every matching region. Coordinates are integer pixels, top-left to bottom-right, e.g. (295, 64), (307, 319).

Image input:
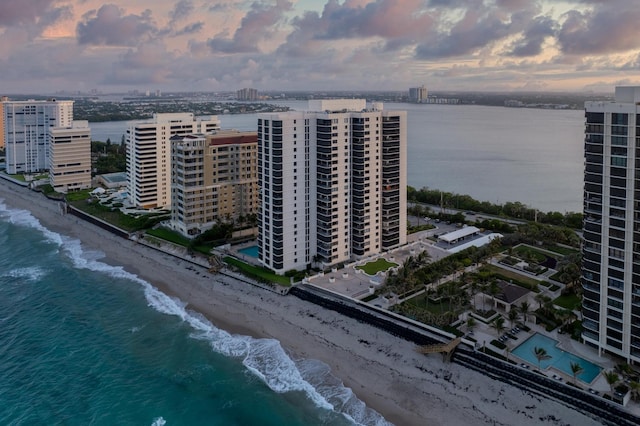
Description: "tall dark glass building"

(582, 86), (640, 362)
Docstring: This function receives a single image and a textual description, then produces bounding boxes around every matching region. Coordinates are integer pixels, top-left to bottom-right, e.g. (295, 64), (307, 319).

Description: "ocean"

(0, 200), (389, 425)
(90, 102), (585, 213)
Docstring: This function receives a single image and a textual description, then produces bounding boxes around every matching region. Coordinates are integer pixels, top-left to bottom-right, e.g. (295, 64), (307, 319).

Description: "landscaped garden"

(356, 258), (398, 275)
(224, 256), (291, 286)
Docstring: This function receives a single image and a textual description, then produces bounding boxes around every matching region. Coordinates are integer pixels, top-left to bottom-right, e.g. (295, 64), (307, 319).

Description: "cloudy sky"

(1, 0), (639, 94)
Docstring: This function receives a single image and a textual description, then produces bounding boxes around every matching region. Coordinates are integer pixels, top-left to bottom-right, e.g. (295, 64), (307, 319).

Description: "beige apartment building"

(48, 121), (92, 193)
(126, 113), (220, 209)
(170, 130), (258, 237)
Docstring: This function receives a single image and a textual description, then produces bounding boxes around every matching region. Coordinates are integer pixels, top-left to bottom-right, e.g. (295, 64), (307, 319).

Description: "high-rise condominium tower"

(170, 130), (258, 237)
(582, 86), (640, 362)
(126, 113), (220, 209)
(258, 99), (407, 275)
(48, 121), (92, 193)
(409, 85), (428, 103)
(3, 99), (74, 174)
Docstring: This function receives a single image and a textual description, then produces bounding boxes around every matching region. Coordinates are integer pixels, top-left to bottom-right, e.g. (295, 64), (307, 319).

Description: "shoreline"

(0, 179), (603, 426)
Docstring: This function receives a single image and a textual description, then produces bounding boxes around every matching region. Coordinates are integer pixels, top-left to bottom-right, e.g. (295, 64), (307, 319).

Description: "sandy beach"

(0, 179), (603, 426)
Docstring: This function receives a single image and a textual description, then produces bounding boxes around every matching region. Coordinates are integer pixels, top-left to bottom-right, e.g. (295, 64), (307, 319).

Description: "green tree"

(603, 370), (619, 395)
(533, 346), (551, 371)
(492, 316), (506, 337)
(519, 301), (531, 324)
(508, 309), (519, 328)
(466, 316), (476, 334)
(628, 381), (640, 402)
(570, 362), (584, 385)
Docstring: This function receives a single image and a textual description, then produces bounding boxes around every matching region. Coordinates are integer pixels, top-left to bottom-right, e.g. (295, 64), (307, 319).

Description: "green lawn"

(356, 258), (398, 275)
(483, 265), (540, 292)
(224, 256), (291, 286)
(146, 228), (190, 247)
(404, 294), (452, 314)
(553, 293), (581, 310)
(69, 200), (169, 232)
(65, 189), (93, 202)
(513, 245), (555, 263)
(8, 174), (26, 182)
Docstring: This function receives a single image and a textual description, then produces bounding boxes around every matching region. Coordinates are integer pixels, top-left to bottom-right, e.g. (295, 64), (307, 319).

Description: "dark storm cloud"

(77, 4), (157, 46)
(508, 15), (556, 57)
(207, 0), (292, 53)
(415, 8), (513, 59)
(557, 3), (640, 55)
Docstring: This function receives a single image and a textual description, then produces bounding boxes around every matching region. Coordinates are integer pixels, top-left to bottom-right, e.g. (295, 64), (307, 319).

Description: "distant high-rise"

(258, 99), (407, 274)
(409, 85), (428, 103)
(0, 100), (5, 150)
(237, 88), (258, 101)
(582, 86), (640, 362)
(3, 99), (74, 174)
(170, 130), (258, 237)
(49, 121), (92, 193)
(126, 113), (220, 209)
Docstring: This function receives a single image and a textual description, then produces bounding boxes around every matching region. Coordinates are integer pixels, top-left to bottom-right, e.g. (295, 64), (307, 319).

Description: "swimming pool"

(512, 333), (602, 383)
(238, 245), (259, 258)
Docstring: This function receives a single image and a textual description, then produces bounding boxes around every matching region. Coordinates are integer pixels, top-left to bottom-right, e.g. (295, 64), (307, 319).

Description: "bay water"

(91, 102), (584, 213)
(0, 200), (388, 425)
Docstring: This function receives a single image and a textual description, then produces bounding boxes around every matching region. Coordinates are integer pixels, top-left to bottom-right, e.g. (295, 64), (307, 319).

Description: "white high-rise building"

(582, 86), (640, 363)
(126, 113), (220, 209)
(3, 99), (74, 174)
(258, 100), (407, 274)
(409, 85), (428, 103)
(49, 121), (92, 193)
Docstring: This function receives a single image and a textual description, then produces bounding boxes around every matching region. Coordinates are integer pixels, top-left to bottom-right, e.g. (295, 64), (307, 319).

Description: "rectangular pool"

(238, 245), (259, 258)
(512, 333), (602, 383)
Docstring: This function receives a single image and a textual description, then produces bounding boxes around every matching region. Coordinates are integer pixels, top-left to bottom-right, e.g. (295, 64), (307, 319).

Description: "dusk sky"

(1, 0), (639, 94)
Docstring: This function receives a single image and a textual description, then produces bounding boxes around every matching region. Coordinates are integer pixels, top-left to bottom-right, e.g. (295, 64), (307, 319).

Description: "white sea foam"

(0, 201), (391, 425)
(151, 417), (166, 426)
(3, 266), (46, 282)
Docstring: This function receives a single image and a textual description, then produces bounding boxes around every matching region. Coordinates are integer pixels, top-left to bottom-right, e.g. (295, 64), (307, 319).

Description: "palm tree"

(628, 381), (640, 402)
(466, 316), (476, 334)
(488, 280), (500, 310)
(469, 280), (478, 311)
(519, 301), (531, 324)
(570, 362), (584, 385)
(492, 316), (506, 337)
(533, 346), (551, 371)
(604, 370), (620, 395)
(508, 309), (519, 329)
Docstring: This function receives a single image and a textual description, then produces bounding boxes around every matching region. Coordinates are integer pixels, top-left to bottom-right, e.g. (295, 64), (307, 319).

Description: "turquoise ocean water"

(0, 200), (389, 425)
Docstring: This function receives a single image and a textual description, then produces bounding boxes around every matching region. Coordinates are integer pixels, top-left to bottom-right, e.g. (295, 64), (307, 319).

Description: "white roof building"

(438, 226), (480, 244)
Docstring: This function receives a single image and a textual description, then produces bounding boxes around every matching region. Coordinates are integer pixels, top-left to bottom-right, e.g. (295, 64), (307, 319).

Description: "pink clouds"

(77, 4), (157, 46)
(0, 0), (638, 93)
(0, 0), (58, 26)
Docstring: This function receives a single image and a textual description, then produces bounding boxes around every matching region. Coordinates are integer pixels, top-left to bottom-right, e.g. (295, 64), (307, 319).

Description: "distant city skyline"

(1, 0), (639, 94)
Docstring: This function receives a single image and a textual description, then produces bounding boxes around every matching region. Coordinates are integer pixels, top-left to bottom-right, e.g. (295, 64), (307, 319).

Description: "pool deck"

(471, 318), (621, 394)
(223, 234), (640, 416)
